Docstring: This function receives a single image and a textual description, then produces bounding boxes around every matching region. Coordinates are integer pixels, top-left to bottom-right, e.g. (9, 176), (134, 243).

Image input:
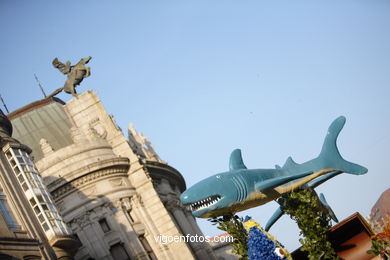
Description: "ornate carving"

(69, 211), (92, 230)
(164, 199), (181, 211)
(81, 185), (97, 196)
(40, 138), (54, 156)
(131, 193), (144, 207)
(109, 178), (124, 187)
(115, 197), (132, 212)
(52, 168), (128, 200)
(88, 118), (107, 140)
(128, 123), (163, 162)
(56, 201), (65, 212)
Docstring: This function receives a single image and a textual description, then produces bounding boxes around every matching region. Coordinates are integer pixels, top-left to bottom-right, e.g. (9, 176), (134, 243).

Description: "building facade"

(0, 109), (80, 259)
(368, 187), (390, 233)
(8, 91), (216, 260)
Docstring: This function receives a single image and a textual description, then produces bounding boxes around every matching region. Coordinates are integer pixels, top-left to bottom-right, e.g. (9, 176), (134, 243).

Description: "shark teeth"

(188, 195), (221, 212)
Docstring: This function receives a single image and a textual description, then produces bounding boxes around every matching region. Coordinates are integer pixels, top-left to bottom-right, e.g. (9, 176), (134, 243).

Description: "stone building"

(8, 91), (216, 260)
(0, 109), (80, 259)
(368, 187), (390, 233)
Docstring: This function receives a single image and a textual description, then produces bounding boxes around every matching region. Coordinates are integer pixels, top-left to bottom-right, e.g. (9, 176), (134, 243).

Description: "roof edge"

(8, 97), (65, 120)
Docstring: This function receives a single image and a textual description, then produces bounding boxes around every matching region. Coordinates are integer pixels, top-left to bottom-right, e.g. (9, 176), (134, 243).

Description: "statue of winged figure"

(48, 56), (92, 98)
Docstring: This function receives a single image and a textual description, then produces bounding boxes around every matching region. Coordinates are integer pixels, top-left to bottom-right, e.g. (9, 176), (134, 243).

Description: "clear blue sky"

(1, 1), (389, 251)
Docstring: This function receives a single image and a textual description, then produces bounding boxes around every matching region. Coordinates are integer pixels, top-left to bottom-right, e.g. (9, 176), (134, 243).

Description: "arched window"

(0, 186), (19, 230)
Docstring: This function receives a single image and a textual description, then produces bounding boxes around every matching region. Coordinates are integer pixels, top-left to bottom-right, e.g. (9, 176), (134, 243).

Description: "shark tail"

(318, 116), (367, 175)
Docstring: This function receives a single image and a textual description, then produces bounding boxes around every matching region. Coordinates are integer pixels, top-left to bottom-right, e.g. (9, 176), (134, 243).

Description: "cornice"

(36, 140), (114, 173)
(49, 160), (130, 200)
(46, 157), (130, 191)
(144, 160), (186, 192)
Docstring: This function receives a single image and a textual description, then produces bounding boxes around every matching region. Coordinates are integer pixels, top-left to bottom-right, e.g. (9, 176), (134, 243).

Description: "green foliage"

(281, 189), (340, 260)
(367, 239), (390, 259)
(368, 216), (390, 259)
(208, 189), (341, 259)
(210, 214), (248, 260)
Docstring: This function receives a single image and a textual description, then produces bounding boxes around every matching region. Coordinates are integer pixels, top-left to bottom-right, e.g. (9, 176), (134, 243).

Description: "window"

(33, 205), (41, 214)
(22, 183), (28, 191)
(18, 174), (25, 183)
(17, 157), (24, 164)
(9, 158), (16, 167)
(38, 214), (45, 223)
(110, 243), (130, 260)
(99, 218), (110, 233)
(0, 189), (19, 230)
(139, 235), (157, 260)
(5, 151), (12, 159)
(6, 148), (70, 236)
(42, 222), (49, 231)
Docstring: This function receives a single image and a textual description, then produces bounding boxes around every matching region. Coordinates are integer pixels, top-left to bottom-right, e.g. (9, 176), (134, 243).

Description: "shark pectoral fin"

(265, 206), (284, 231)
(255, 171), (313, 191)
(319, 193), (339, 223)
(308, 171), (342, 189)
(229, 149), (248, 171)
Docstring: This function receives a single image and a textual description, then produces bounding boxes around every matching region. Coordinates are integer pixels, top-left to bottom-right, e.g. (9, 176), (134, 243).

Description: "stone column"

(115, 199), (149, 260)
(184, 210), (206, 238)
(53, 247), (74, 260)
(71, 213), (112, 260)
(165, 200), (216, 260)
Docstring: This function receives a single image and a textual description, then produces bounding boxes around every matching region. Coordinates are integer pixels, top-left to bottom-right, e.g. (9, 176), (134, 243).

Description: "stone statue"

(48, 56), (92, 97)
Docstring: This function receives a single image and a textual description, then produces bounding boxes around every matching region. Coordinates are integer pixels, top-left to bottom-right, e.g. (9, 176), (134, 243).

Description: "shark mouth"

(187, 195), (221, 212)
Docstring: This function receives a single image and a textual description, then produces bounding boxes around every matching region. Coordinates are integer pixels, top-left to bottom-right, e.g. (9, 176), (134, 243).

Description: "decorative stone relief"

(52, 168), (128, 200)
(70, 211), (92, 230)
(164, 199), (181, 211)
(88, 117), (107, 140)
(81, 185), (97, 197)
(128, 123), (163, 162)
(121, 198), (132, 211)
(40, 138), (54, 156)
(56, 201), (65, 212)
(109, 178), (124, 187)
(131, 193), (144, 207)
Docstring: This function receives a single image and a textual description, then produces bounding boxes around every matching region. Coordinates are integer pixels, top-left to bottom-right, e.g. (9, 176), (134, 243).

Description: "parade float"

(180, 116), (377, 259)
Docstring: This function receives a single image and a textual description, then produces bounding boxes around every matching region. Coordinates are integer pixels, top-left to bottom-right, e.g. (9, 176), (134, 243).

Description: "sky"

(1, 0), (389, 251)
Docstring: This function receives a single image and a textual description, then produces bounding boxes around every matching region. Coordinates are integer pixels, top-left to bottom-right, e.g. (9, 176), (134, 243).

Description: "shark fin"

(319, 193), (338, 223)
(255, 170), (313, 190)
(307, 171), (342, 189)
(282, 156), (298, 170)
(265, 206), (284, 231)
(229, 149), (247, 171)
(275, 165), (281, 169)
(317, 116), (367, 175)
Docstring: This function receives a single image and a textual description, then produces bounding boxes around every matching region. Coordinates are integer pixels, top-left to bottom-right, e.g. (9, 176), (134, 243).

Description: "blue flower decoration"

(247, 226), (285, 260)
(244, 215), (252, 222)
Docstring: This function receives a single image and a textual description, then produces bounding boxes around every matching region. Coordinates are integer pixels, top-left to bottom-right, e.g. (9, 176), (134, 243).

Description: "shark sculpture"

(180, 116), (367, 219)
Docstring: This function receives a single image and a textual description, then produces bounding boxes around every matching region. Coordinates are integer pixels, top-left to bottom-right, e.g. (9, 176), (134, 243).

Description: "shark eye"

(216, 175), (221, 179)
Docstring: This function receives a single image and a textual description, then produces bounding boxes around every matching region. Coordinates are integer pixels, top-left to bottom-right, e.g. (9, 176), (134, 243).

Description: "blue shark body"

(180, 116), (367, 219)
